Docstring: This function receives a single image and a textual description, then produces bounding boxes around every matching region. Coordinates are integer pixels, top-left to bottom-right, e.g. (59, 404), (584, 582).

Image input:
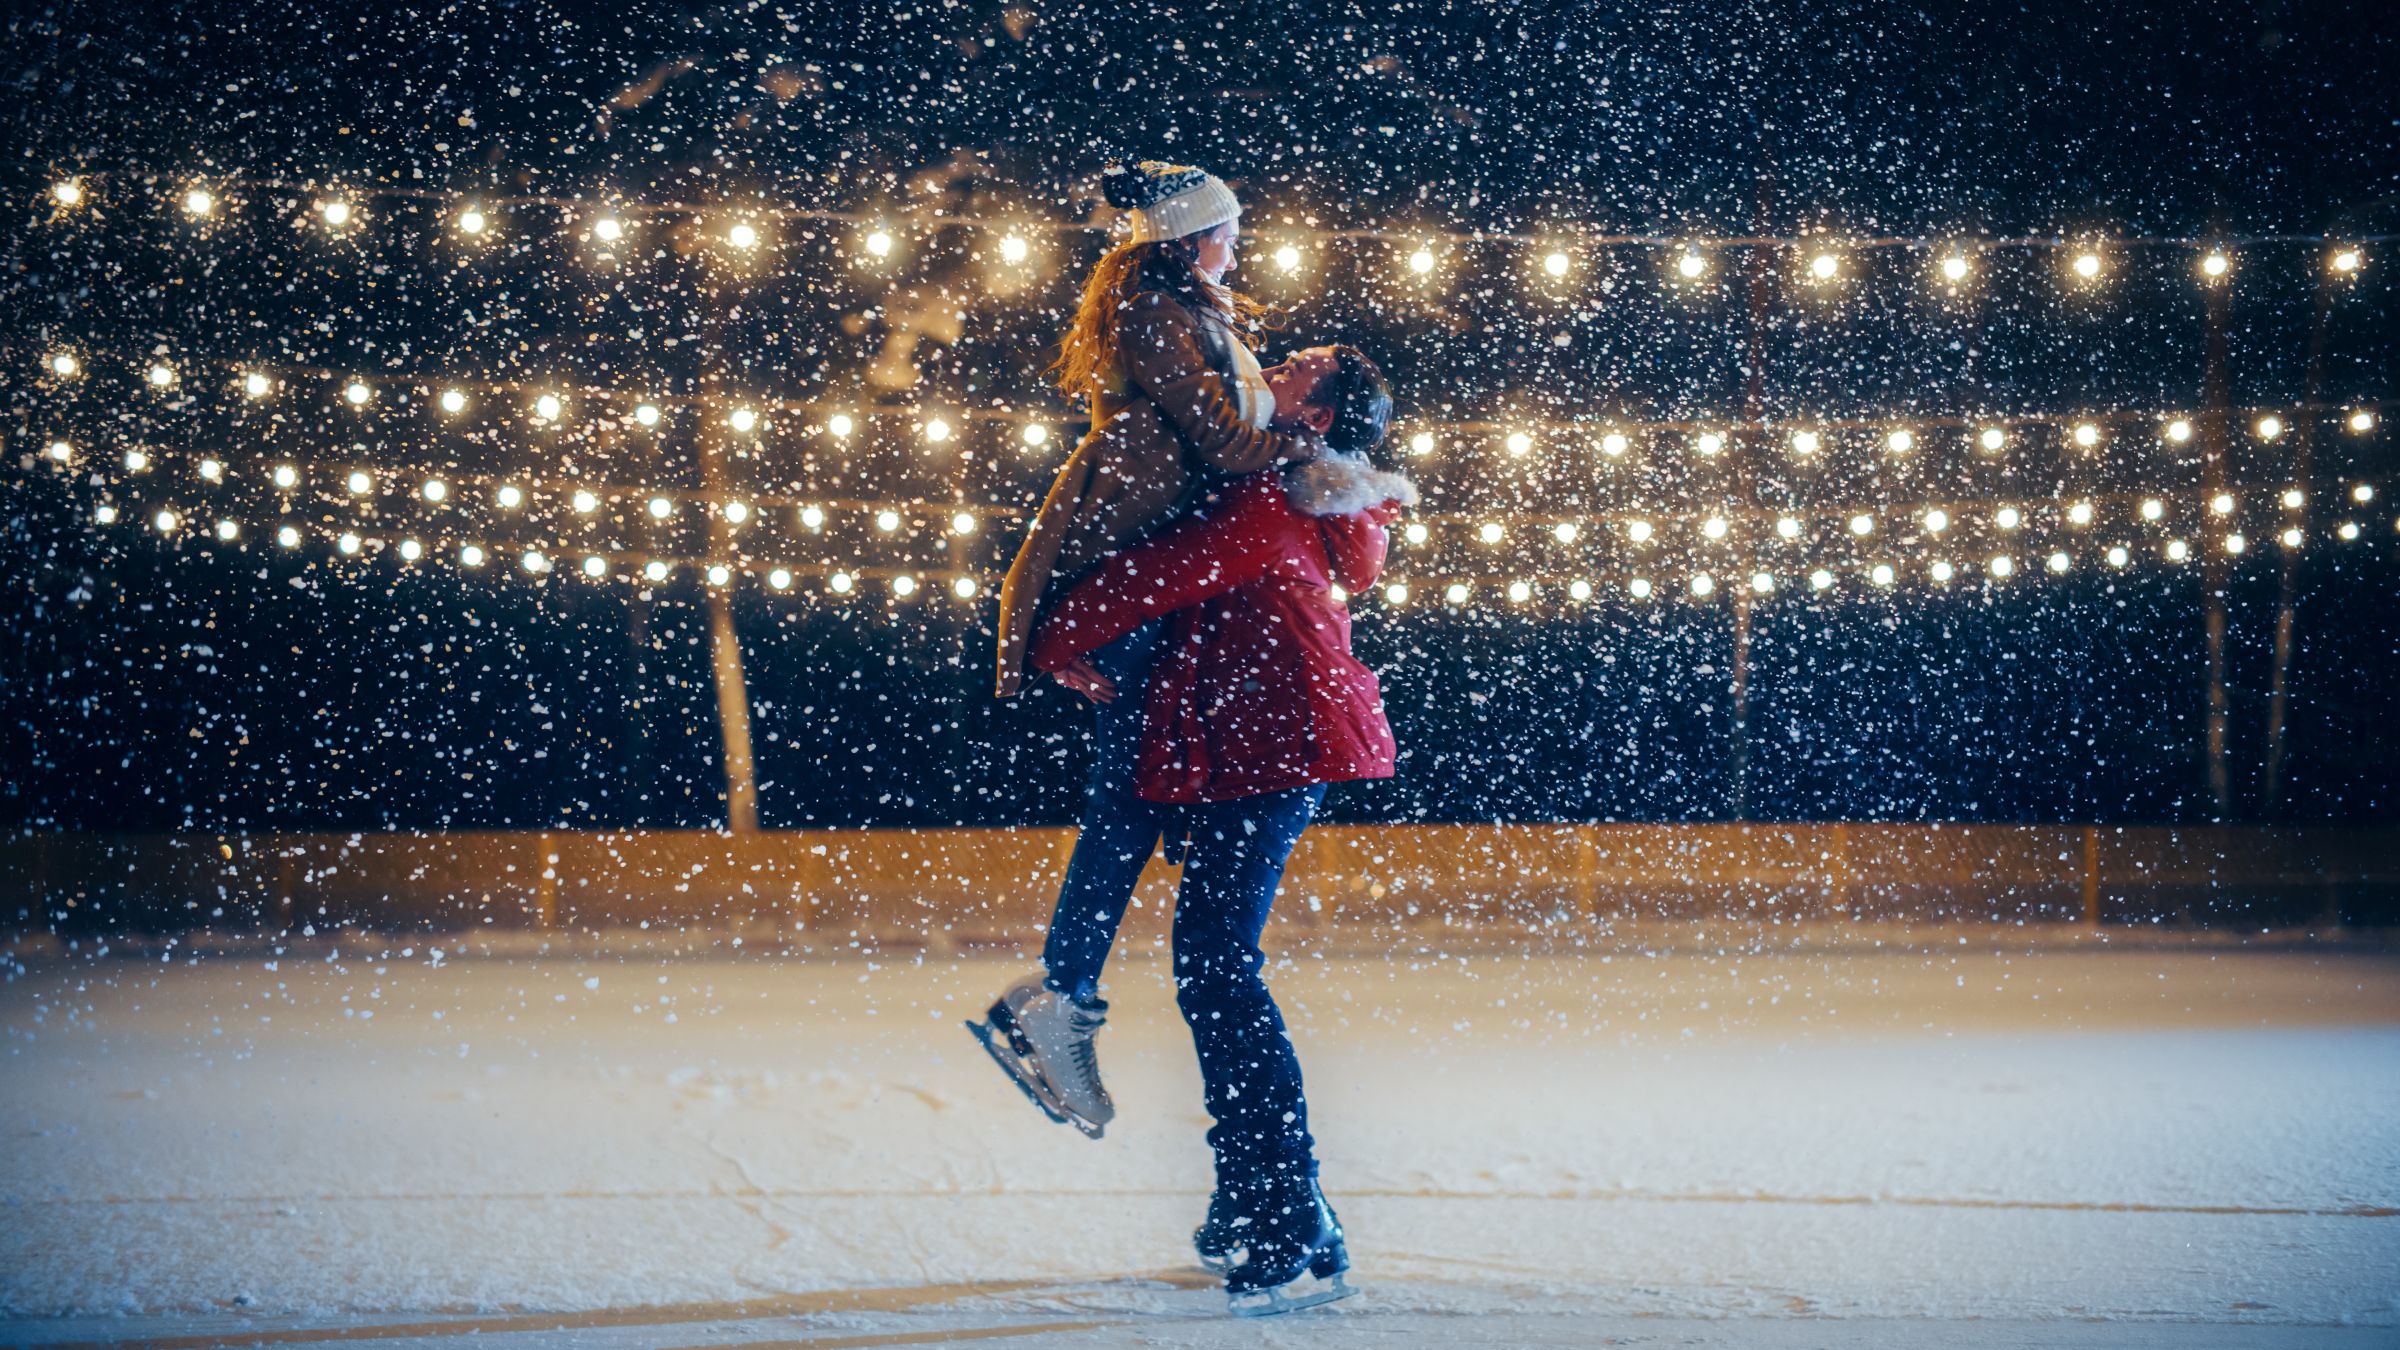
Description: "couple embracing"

(969, 160), (1416, 1316)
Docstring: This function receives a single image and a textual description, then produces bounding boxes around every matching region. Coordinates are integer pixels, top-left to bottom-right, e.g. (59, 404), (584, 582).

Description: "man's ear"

(1301, 402), (1336, 434)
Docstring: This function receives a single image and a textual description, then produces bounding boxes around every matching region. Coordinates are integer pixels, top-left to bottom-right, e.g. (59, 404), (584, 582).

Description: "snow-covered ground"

(3, 937), (2397, 1347)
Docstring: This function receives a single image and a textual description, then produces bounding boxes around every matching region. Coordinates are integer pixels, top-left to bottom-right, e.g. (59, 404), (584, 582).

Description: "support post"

(695, 430), (761, 835)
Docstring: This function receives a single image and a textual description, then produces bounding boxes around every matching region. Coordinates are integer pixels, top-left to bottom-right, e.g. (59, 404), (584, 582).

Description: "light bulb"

(1790, 430), (1821, 454)
(1447, 582), (1472, 604)
(245, 372), (272, 398)
(2073, 251), (2101, 278)
(953, 575), (978, 599)
(52, 179), (83, 206)
(124, 449), (150, 472)
(1569, 579), (1592, 601)
(1409, 430), (1436, 456)
(44, 439), (71, 463)
(723, 501), (751, 525)
(1274, 244), (1302, 273)
(497, 485), (523, 509)
(345, 381), (372, 405)
(1810, 252), (1839, 279)
(1979, 427), (2006, 452)
(1702, 516), (1729, 540)
(924, 417), (952, 443)
(876, 509), (901, 533)
(50, 351), (80, 377)
(582, 555), (608, 578)
(2165, 539), (2190, 561)
(728, 222), (759, 249)
(2166, 418), (2193, 443)
(1923, 509), (1949, 534)
(1930, 560), (1954, 583)
(1996, 506), (2022, 530)
(892, 574), (918, 597)
(440, 388), (467, 414)
(320, 200), (352, 227)
(729, 408), (758, 433)
(1690, 572), (1716, 596)
(273, 464), (298, 489)
(2210, 493), (2234, 516)
(952, 511), (978, 535)
(460, 544), (485, 567)
(592, 217), (623, 242)
(2106, 545), (2129, 567)
(2281, 488), (2304, 510)
(198, 458), (223, 482)
(1627, 519), (1654, 542)
(1776, 516), (1801, 539)
(336, 532), (360, 555)
(1023, 423), (1049, 447)
(2353, 483), (2376, 504)
(1543, 251), (1570, 277)
(183, 188), (214, 217)
(1385, 583), (1410, 605)
(2224, 533), (2247, 555)
(1809, 568), (1834, 591)
(1629, 578), (1654, 599)
(2047, 550), (2070, 574)
(2068, 501), (2093, 525)
(644, 561), (670, 582)
(800, 505), (824, 530)
(535, 393), (563, 422)
(830, 571), (854, 593)
(2255, 415), (2283, 440)
(2337, 521), (2360, 541)
(708, 564), (733, 586)
(148, 362), (176, 387)
(278, 525), (301, 548)
(648, 496), (674, 519)
(2072, 422), (2099, 448)
(1696, 432), (1724, 456)
(2202, 251), (2229, 278)
(1404, 522), (1428, 544)
(458, 208), (486, 235)
(634, 403), (661, 428)
(1553, 522), (1580, 544)
(1870, 563), (1896, 587)
(1677, 251), (1707, 279)
(399, 539), (423, 561)
(1478, 522), (1504, 544)
(998, 235), (1029, 264)
(1505, 431), (1533, 456)
(572, 490), (599, 514)
(1885, 428), (1914, 454)
(1849, 513), (1874, 536)
(2280, 527), (2302, 548)
(346, 470), (373, 494)
(215, 519), (240, 541)
(1508, 580), (1532, 603)
(865, 229), (893, 257)
(2349, 410), (2377, 433)
(2331, 248), (2361, 273)
(770, 568), (794, 590)
(521, 549), (547, 573)
(1941, 255), (1970, 282)
(1600, 432), (1629, 456)
(1750, 572), (1774, 594)
(2141, 498), (2164, 521)
(1408, 247), (1436, 274)
(1989, 554), (2014, 577)
(422, 479), (447, 502)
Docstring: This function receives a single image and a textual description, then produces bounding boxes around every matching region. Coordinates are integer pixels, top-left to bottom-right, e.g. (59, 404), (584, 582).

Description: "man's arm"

(1027, 476), (1289, 674)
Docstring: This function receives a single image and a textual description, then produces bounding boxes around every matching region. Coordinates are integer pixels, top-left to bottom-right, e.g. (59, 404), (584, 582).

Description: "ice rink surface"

(3, 931), (2397, 1348)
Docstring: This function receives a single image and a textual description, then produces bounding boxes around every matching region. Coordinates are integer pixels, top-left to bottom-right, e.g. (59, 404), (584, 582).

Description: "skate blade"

(1196, 1253), (1233, 1276)
(1228, 1273), (1357, 1318)
(965, 1018), (1109, 1138)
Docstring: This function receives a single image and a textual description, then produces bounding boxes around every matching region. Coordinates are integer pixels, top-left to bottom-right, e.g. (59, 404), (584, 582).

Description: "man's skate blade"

(965, 1018), (1070, 1126)
(1228, 1274), (1358, 1318)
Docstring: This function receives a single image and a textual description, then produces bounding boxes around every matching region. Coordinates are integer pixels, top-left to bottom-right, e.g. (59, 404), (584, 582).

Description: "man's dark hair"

(1314, 345), (1395, 465)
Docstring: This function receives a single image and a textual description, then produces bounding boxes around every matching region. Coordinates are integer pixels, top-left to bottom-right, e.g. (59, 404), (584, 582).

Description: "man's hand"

(1052, 656), (1117, 704)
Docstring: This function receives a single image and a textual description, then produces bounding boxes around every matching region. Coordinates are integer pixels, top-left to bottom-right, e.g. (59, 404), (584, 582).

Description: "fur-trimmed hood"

(1280, 448), (1420, 517)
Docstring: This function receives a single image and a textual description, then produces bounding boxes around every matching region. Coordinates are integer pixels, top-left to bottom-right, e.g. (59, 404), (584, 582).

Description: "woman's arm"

(1027, 476), (1289, 674)
(1118, 292), (1316, 474)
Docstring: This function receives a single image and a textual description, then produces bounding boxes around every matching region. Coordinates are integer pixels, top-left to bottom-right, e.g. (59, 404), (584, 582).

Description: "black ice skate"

(1193, 1187), (1243, 1274)
(1224, 1180), (1355, 1317)
(963, 975), (1114, 1138)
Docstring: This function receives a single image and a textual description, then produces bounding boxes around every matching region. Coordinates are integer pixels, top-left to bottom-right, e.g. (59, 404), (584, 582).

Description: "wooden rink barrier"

(5, 823), (2395, 947)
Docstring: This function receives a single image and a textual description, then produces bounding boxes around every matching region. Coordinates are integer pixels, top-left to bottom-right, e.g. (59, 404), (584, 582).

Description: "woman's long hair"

(1046, 230), (1280, 406)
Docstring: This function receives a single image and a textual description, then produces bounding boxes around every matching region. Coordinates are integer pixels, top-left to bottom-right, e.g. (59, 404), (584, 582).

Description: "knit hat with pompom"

(1101, 160), (1241, 244)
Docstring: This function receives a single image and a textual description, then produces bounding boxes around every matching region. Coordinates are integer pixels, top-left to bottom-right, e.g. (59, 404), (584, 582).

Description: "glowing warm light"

(422, 479), (447, 503)
(152, 509), (179, 534)
(1870, 563), (1895, 588)
(998, 235), (1030, 265)
(280, 526), (302, 549)
(2353, 483), (2376, 504)
(1980, 428), (2006, 452)
(147, 362), (176, 387)
(43, 439), (71, 463)
(521, 549), (550, 572)
(2047, 550), (2070, 574)
(2337, 521), (2360, 541)
(1542, 251), (1571, 278)
(1790, 430), (1821, 455)
(198, 458), (224, 482)
(320, 200), (352, 227)
(1930, 560), (1955, 583)
(648, 496), (674, 519)
(2224, 533), (2247, 555)
(497, 485), (523, 509)
(1385, 583), (1410, 605)
(535, 393), (563, 422)
(457, 208), (486, 235)
(337, 532), (361, 555)
(2202, 251), (2229, 278)
(2210, 493), (2235, 516)
(2073, 251), (2101, 278)
(1689, 573), (1715, 596)
(1553, 522), (1580, 544)
(1995, 506), (2022, 530)
(1447, 582), (1472, 604)
(865, 230), (893, 257)
(1886, 428), (1914, 454)
(952, 511), (978, 535)
(953, 575), (978, 599)
(1677, 251), (1707, 279)
(2281, 488), (2304, 510)
(1508, 580), (1532, 603)
(1505, 431), (1533, 456)
(2255, 415), (2283, 440)
(723, 501), (751, 525)
(399, 539), (423, 561)
(460, 544), (486, 567)
(634, 403), (661, 427)
(273, 464), (298, 489)
(1809, 569), (1834, 591)
(1478, 522), (1505, 544)
(346, 470), (373, 494)
(572, 490), (600, 514)
(435, 388), (466, 414)
(1569, 579), (1592, 601)
(708, 564), (733, 586)
(1941, 255), (1970, 282)
(2061, 501), (2091, 526)
(771, 569), (794, 591)
(876, 509), (901, 533)
(592, 217), (623, 242)
(2141, 498), (2165, 521)
(52, 179), (83, 207)
(1776, 516), (1801, 539)
(2280, 527), (2303, 548)
(1023, 423), (1050, 447)
(924, 417), (952, 443)
(727, 223), (759, 249)
(2165, 539), (2190, 561)
(1989, 554), (2014, 578)
(2072, 422), (2099, 448)
(245, 372), (272, 398)
(1410, 430), (1436, 456)
(1600, 432), (1629, 456)
(2165, 418), (2193, 443)
(1923, 509), (1949, 534)
(2348, 410), (2377, 433)
(1403, 522), (1429, 544)
(1627, 519), (1654, 543)
(1695, 431), (1724, 456)
(2106, 545), (2129, 567)
(1809, 252), (1839, 280)
(1408, 247), (1436, 275)
(1750, 572), (1775, 594)
(644, 561), (670, 582)
(1849, 513), (1875, 537)
(582, 555), (608, 578)
(829, 571), (854, 594)
(183, 188), (215, 217)
(1274, 244), (1303, 273)
(1702, 516), (1729, 540)
(124, 449), (150, 472)
(800, 505), (825, 530)
(344, 381), (372, 405)
(729, 408), (758, 434)
(2331, 248), (2361, 273)
(891, 574), (918, 597)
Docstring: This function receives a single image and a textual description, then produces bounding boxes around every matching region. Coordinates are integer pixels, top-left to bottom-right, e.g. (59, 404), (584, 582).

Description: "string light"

(2352, 484), (2376, 503)
(1676, 251), (1708, 279)
(535, 393), (564, 422)
(2337, 521), (2360, 541)
(592, 217), (624, 243)
(2067, 501), (2093, 525)
(648, 496), (674, 519)
(52, 179), (83, 207)
(923, 417), (952, 443)
(1409, 430), (1437, 456)
(1542, 251), (1571, 278)
(1478, 522), (1505, 544)
(1690, 573), (1716, 596)
(1505, 431), (1534, 456)
(829, 571), (854, 593)
(1627, 519), (1654, 543)
(1702, 516), (1730, 540)
(891, 574), (918, 597)
(1553, 522), (1581, 544)
(828, 413), (854, 438)
(2107, 545), (2130, 567)
(337, 532), (361, 555)
(951, 511), (978, 535)
(1989, 554), (2015, 578)
(319, 200), (353, 228)
(952, 575), (978, 599)
(497, 485), (524, 509)
(2072, 250), (2102, 279)
(1791, 430), (1821, 455)
(245, 372), (272, 398)
(727, 222), (760, 250)
(1979, 428), (2006, 452)
(2210, 492), (2235, 516)
(1776, 516), (1802, 539)
(1808, 252), (1839, 281)
(440, 388), (467, 414)
(1569, 579), (1592, 601)
(1408, 246), (1437, 275)
(1599, 432), (1630, 457)
(1870, 563), (1896, 587)
(1849, 513), (1875, 536)
(634, 403), (661, 427)
(876, 509), (901, 533)
(2255, 415), (2284, 440)
(153, 509), (179, 534)
(1404, 522), (1430, 544)
(2280, 488), (2304, 509)
(273, 464), (299, 489)
(2202, 250), (2230, 279)
(864, 229), (893, 258)
(1023, 422), (1050, 447)
(1923, 508), (1949, 534)
(49, 351), (80, 377)
(457, 208), (487, 236)
(2349, 410), (2377, 432)
(1447, 582), (1473, 604)
(572, 490), (600, 514)
(279, 525), (302, 548)
(2141, 498), (2165, 521)
(44, 439), (72, 463)
(723, 501), (751, 525)
(346, 470), (373, 494)
(582, 555), (608, 578)
(1885, 428), (1913, 454)
(1995, 506), (2022, 530)
(645, 560), (670, 582)
(2165, 539), (2190, 561)
(1749, 571), (1775, 594)
(800, 505), (825, 530)
(198, 458), (224, 482)
(344, 380), (372, 406)
(2046, 550), (2070, 574)
(1385, 582), (1410, 605)
(461, 544), (486, 567)
(1695, 431), (1725, 456)
(1810, 568), (1834, 591)
(1940, 254), (1970, 283)
(1508, 580), (1532, 603)
(1929, 560), (1954, 582)
(1274, 244), (1303, 273)
(2166, 418), (2193, 443)
(2331, 247), (2362, 274)
(770, 568), (794, 590)
(708, 564), (733, 586)
(422, 479), (448, 502)
(2073, 422), (2100, 448)
(182, 188), (214, 217)
(147, 362), (176, 387)
(124, 449), (150, 472)
(998, 235), (1030, 264)
(2280, 527), (2302, 548)
(399, 539), (423, 561)
(2224, 533), (2247, 555)
(729, 407), (759, 433)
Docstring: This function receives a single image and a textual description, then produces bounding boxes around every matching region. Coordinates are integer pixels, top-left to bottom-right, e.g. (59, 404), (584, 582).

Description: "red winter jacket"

(1028, 453), (1418, 804)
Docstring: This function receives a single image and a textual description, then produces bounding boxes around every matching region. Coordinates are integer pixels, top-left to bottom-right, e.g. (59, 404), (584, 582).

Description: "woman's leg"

(1036, 615), (1167, 1004)
(1170, 783), (1328, 1188)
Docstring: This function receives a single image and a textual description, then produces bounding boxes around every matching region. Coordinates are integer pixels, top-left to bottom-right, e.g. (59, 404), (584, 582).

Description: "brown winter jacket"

(993, 289), (1319, 697)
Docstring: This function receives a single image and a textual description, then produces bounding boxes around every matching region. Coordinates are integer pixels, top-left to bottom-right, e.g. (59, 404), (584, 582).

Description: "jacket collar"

(1281, 449), (1420, 517)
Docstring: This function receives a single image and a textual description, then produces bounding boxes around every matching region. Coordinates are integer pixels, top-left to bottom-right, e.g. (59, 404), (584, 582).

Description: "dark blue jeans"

(1038, 616), (1166, 1005)
(1172, 782), (1328, 1190)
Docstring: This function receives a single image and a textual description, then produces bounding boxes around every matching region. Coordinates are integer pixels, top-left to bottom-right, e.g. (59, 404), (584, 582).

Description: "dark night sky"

(3, 0), (2396, 834)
